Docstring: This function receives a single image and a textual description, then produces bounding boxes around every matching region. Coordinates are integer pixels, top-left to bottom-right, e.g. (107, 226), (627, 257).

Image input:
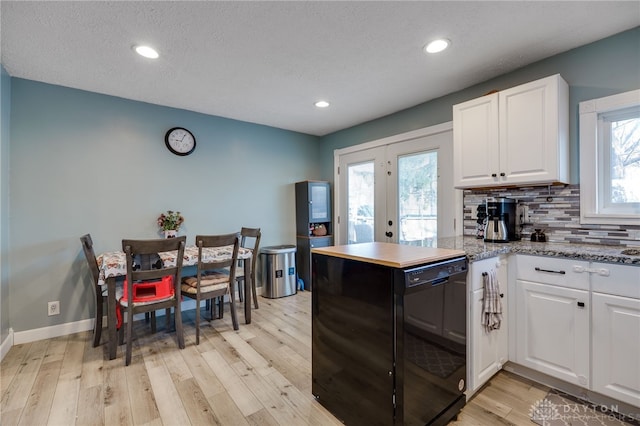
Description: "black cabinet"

(312, 254), (394, 425)
(296, 236), (332, 291)
(295, 181), (332, 235)
(295, 181), (333, 289)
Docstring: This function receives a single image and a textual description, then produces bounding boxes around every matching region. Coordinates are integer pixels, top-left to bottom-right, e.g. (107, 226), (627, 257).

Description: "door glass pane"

(348, 162), (375, 244)
(310, 184), (328, 220)
(398, 151), (437, 246)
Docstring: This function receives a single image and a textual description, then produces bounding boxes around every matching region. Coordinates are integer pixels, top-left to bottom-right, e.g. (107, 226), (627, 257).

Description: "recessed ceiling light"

(424, 39), (450, 54)
(134, 45), (159, 59)
(315, 100), (330, 108)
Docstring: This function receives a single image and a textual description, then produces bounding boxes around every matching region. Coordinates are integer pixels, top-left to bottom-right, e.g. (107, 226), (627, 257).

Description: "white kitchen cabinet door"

(469, 288), (508, 394)
(516, 280), (589, 387)
(592, 292), (640, 408)
(467, 257), (508, 395)
(453, 93), (499, 188)
(498, 74), (569, 185)
(453, 74), (569, 188)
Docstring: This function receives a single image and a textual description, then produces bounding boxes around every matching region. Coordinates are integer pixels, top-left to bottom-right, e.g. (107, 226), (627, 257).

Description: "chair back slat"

(195, 233), (240, 279)
(239, 227), (261, 273)
(80, 234), (101, 285)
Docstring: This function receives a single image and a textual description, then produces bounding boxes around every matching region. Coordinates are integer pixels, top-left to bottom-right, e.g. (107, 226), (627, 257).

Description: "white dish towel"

(482, 269), (503, 331)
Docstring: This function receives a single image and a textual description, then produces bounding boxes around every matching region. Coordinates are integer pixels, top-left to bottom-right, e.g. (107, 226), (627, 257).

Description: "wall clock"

(165, 127), (196, 156)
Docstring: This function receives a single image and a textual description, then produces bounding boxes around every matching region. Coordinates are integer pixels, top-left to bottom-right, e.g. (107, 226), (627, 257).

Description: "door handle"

(385, 231), (393, 238)
(535, 267), (566, 275)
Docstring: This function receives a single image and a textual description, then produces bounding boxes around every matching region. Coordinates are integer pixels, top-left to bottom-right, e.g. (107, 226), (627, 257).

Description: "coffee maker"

(484, 197), (519, 243)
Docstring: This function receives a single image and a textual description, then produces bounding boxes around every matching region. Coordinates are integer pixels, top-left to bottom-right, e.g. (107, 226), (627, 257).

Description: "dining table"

(97, 245), (254, 360)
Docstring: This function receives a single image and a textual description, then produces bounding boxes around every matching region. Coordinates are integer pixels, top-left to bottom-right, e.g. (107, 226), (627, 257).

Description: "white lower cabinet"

(470, 253), (640, 408)
(515, 255), (590, 387)
(467, 256), (508, 395)
(512, 255), (640, 409)
(515, 280), (590, 386)
(591, 262), (640, 407)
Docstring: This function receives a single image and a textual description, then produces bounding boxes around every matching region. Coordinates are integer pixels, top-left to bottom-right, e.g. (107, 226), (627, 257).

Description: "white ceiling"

(1, 1), (639, 136)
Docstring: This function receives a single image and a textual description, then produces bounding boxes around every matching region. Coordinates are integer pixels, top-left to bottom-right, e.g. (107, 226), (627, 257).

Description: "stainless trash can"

(261, 245), (297, 298)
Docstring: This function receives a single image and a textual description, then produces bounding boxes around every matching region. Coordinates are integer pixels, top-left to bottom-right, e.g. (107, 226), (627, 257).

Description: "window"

(579, 89), (640, 225)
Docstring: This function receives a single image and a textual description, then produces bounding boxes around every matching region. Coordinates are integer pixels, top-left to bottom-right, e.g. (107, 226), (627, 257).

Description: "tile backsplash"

(463, 184), (640, 247)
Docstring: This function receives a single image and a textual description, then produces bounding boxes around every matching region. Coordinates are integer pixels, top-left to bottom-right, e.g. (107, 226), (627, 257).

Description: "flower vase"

(164, 230), (177, 239)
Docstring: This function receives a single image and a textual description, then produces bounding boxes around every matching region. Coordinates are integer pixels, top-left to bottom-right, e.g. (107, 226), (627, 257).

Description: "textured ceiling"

(1, 1), (639, 136)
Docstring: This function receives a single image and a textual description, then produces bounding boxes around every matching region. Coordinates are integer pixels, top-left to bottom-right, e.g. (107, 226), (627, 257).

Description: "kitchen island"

(311, 242), (467, 426)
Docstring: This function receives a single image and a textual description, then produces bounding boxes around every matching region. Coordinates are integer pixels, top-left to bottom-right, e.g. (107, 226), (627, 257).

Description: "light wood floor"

(1, 291), (548, 425)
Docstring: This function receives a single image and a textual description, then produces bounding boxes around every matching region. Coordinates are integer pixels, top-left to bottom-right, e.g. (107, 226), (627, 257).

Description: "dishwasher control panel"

(404, 257), (467, 288)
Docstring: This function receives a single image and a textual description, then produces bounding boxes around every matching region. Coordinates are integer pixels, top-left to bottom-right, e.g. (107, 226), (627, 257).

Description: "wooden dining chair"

(235, 227), (261, 309)
(181, 233), (240, 344)
(120, 236), (186, 366)
(80, 234), (107, 347)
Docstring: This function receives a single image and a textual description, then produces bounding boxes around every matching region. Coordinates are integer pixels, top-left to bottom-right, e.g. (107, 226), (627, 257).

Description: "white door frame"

(333, 121), (462, 244)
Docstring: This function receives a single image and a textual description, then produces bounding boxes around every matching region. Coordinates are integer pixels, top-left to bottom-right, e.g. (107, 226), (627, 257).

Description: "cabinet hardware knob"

(491, 173), (497, 177)
(577, 301), (585, 308)
(385, 231), (393, 238)
(535, 267), (565, 275)
(500, 293), (504, 298)
(500, 172), (506, 177)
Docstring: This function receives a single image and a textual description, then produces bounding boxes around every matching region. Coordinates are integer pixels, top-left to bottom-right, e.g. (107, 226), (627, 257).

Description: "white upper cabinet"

(453, 74), (570, 188)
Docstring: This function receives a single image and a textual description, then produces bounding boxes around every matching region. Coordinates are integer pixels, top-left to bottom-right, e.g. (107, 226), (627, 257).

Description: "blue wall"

(1, 65), (10, 344)
(319, 27), (640, 183)
(8, 79), (320, 332)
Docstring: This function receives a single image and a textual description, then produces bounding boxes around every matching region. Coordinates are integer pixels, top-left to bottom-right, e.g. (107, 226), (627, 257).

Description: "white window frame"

(579, 89), (640, 225)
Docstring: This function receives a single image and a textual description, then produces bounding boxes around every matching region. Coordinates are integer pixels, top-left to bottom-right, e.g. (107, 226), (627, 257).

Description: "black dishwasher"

(312, 253), (468, 426)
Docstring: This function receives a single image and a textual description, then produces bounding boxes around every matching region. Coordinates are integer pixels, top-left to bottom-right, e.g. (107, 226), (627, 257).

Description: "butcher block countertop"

(311, 242), (466, 268)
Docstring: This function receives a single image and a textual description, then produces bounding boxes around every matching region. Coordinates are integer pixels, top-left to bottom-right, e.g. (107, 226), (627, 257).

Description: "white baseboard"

(1, 328), (14, 361)
(13, 319), (94, 345)
(3, 288), (265, 351)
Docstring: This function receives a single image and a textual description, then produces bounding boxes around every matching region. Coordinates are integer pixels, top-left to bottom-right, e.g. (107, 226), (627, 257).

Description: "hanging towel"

(482, 269), (503, 331)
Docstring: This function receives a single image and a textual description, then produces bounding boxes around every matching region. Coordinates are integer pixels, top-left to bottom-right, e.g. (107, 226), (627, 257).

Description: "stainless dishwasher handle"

(535, 267), (566, 275)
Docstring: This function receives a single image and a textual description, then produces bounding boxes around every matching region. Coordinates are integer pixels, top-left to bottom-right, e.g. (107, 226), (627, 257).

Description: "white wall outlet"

(48, 301), (60, 316)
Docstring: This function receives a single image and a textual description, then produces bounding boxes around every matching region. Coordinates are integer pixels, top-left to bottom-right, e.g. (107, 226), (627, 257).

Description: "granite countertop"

(435, 236), (640, 265)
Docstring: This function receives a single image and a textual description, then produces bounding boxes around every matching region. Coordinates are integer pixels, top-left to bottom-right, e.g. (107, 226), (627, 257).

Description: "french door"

(335, 124), (459, 245)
